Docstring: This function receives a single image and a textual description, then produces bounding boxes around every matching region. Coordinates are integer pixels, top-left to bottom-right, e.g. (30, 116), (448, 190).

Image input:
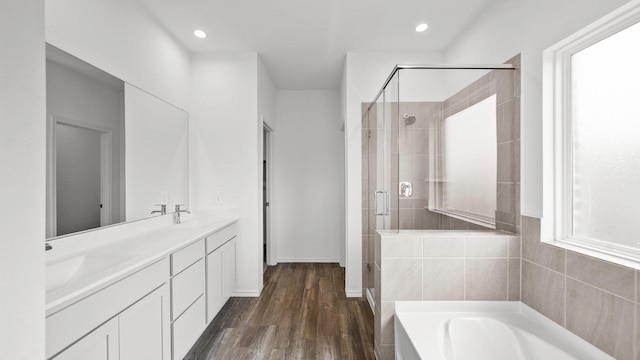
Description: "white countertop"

(45, 214), (237, 316)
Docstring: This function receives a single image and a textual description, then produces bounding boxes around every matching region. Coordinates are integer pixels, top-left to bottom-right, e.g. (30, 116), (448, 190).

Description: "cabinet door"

(222, 238), (236, 300)
(206, 249), (223, 323)
(172, 296), (206, 360)
(53, 318), (119, 360)
(119, 284), (170, 360)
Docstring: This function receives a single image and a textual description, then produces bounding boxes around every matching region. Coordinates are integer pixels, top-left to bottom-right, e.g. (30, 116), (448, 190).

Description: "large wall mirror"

(46, 44), (189, 239)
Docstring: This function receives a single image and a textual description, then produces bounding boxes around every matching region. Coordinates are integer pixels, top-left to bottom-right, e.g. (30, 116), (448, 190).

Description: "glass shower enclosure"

(362, 63), (519, 309)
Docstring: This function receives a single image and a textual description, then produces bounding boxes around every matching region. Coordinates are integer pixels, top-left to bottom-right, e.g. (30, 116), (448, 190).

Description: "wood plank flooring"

(184, 263), (375, 360)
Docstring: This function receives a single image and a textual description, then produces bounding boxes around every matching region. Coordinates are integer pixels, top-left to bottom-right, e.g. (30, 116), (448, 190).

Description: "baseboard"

(276, 258), (340, 263)
(345, 289), (364, 298)
(231, 284), (263, 297)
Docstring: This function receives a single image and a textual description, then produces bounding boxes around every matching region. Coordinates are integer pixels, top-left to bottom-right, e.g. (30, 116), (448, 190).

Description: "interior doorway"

(262, 122), (271, 269)
(262, 120), (278, 269)
(47, 116), (113, 237)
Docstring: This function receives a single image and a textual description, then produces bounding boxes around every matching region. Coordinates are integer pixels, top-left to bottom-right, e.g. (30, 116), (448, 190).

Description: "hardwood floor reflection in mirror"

(185, 263), (375, 360)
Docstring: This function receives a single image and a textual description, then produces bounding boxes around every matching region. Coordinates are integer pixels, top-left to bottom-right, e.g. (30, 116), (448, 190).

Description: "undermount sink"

(46, 254), (134, 294)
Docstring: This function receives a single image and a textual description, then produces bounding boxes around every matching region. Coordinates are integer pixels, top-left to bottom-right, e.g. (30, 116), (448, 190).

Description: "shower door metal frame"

(366, 64), (516, 113)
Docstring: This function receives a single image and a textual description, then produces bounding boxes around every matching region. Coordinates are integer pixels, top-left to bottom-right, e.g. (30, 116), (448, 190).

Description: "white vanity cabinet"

(119, 284), (171, 360)
(205, 223), (237, 322)
(46, 219), (239, 360)
(47, 258), (170, 360)
(169, 239), (206, 360)
(53, 318), (119, 360)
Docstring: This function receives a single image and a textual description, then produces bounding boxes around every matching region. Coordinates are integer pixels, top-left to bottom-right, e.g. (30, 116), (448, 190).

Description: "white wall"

(444, 0), (630, 218)
(259, 58), (277, 129)
(45, 0), (191, 110)
(274, 91), (343, 262)
(190, 53), (263, 295)
(343, 51), (444, 296)
(0, 0), (46, 358)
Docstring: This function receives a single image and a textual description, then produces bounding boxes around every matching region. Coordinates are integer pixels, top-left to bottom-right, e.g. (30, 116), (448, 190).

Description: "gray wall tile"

(493, 69), (514, 104)
(521, 216), (565, 273)
(423, 259), (465, 300)
(381, 236), (422, 258)
(508, 258), (521, 301)
(466, 236), (508, 258)
(522, 260), (565, 326)
(636, 304), (640, 360)
(380, 301), (395, 345)
(374, 302), (380, 346)
(377, 345), (395, 360)
(497, 141), (514, 183)
(566, 279), (634, 360)
(465, 259), (508, 300)
(497, 99), (514, 143)
(567, 252), (635, 301)
(380, 258), (422, 301)
(423, 236), (465, 257)
(507, 235), (521, 258)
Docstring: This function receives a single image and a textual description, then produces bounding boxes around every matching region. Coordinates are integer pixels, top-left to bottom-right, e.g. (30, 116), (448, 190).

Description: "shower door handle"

(375, 190), (389, 216)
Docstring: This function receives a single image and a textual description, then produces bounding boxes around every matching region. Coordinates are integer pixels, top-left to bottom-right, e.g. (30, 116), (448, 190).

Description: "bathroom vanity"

(45, 215), (238, 360)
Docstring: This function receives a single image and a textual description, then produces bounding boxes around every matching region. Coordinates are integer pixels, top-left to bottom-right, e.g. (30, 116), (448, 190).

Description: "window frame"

(543, 0), (640, 267)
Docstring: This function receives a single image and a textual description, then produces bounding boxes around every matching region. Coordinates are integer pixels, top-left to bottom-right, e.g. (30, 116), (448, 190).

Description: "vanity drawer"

(171, 239), (204, 275)
(171, 258), (205, 320)
(206, 222), (238, 254)
(172, 295), (206, 360)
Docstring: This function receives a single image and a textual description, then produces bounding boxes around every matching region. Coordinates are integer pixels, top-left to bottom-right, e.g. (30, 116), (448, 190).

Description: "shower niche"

(361, 57), (521, 301)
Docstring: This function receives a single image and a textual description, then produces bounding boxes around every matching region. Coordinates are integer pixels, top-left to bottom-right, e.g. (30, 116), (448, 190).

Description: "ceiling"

(137, 0), (495, 90)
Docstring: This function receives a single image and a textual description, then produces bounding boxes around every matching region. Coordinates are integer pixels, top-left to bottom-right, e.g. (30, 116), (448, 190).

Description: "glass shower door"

(364, 71), (399, 310)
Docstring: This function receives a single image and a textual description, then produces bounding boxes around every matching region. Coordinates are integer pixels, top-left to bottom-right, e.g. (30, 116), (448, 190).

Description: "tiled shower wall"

(521, 216), (640, 360)
(362, 55), (521, 291)
(434, 54), (521, 233)
(379, 56), (522, 233)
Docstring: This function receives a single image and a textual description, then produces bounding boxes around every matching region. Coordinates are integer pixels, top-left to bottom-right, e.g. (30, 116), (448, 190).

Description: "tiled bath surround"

(521, 216), (639, 360)
(373, 220), (640, 360)
(374, 230), (521, 359)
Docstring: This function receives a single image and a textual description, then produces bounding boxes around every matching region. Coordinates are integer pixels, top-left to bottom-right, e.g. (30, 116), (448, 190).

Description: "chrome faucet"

(151, 204), (167, 215)
(173, 204), (191, 224)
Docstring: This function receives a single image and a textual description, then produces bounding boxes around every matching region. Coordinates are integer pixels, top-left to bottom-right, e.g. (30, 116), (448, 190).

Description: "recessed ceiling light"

(415, 23), (429, 32)
(194, 30), (207, 39)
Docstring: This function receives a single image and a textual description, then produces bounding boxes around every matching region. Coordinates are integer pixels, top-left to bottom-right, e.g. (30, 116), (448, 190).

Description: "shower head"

(404, 114), (417, 125)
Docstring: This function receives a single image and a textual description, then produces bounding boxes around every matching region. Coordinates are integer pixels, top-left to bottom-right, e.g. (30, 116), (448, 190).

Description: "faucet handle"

(175, 204), (186, 212)
(151, 204), (167, 214)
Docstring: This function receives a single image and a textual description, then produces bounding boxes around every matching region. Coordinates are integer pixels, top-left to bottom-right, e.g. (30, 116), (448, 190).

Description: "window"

(543, 0), (640, 265)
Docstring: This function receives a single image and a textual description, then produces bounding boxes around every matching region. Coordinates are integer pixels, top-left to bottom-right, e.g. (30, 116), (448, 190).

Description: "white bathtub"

(395, 301), (614, 360)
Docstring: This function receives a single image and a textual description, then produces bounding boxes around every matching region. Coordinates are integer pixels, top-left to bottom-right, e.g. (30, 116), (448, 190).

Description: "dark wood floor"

(184, 263), (375, 360)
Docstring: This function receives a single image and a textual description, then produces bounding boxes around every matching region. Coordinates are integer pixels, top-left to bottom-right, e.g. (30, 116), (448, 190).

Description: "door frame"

(262, 118), (277, 266)
(46, 115), (113, 238)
